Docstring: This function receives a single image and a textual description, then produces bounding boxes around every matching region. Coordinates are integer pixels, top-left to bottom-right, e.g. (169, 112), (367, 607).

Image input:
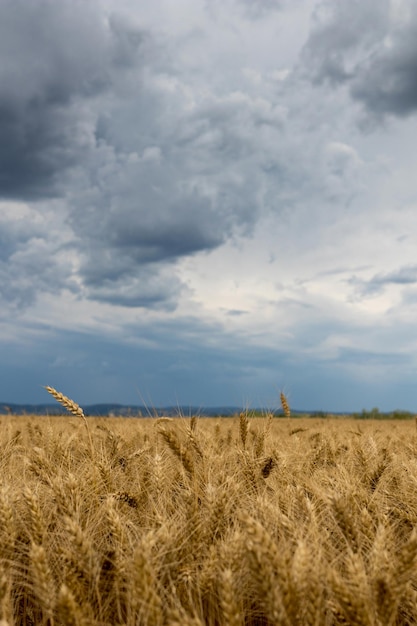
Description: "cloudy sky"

(1, 0), (417, 412)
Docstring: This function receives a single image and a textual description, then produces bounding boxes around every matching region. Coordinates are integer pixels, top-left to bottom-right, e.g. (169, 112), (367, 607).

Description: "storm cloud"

(0, 0), (130, 198)
(2, 0), (417, 411)
(304, 0), (417, 118)
(0, 0), (294, 310)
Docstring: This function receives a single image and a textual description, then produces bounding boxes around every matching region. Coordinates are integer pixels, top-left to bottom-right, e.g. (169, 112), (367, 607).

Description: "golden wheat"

(280, 391), (291, 418)
(45, 385), (95, 457)
(0, 400), (417, 624)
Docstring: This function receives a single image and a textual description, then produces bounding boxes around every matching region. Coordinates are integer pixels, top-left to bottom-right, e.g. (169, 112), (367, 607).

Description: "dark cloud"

(1, 0), (417, 413)
(0, 213), (39, 262)
(68, 148), (251, 308)
(0, 0), (147, 199)
(0, 318), (290, 406)
(1, 0), (364, 315)
(82, 265), (187, 311)
(0, 102), (88, 199)
(0, 240), (75, 309)
(351, 35), (417, 117)
(74, 167), (226, 266)
(1, 316), (412, 411)
(225, 309), (249, 316)
(303, 1), (389, 84)
(380, 265), (417, 285)
(303, 0), (417, 118)
(65, 84), (287, 308)
(0, 0), (291, 310)
(349, 265), (417, 298)
(0, 0), (218, 310)
(0, 205), (77, 309)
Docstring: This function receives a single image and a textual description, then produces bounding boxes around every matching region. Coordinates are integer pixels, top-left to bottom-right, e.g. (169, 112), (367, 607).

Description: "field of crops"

(1, 403), (417, 625)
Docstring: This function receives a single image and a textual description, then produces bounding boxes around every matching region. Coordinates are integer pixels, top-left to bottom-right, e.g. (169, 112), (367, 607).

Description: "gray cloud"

(205, 0), (286, 20)
(0, 0), (147, 199)
(303, 0), (417, 118)
(0, 0), (296, 310)
(81, 265), (187, 311)
(0, 214), (39, 263)
(2, 312), (412, 411)
(0, 315), (287, 405)
(0, 0), (381, 315)
(303, 1), (389, 84)
(337, 346), (411, 367)
(2, 0), (417, 413)
(349, 264), (417, 298)
(72, 156), (230, 266)
(352, 34), (417, 117)
(0, 239), (75, 309)
(0, 204), (77, 309)
(232, 0), (285, 18)
(66, 81), (289, 308)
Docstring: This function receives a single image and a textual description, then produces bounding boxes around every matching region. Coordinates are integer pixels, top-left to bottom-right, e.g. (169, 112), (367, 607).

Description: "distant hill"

(0, 402), (303, 417)
(1, 403), (414, 419)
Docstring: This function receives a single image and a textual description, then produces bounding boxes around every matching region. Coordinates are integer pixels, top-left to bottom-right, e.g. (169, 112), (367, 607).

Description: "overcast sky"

(1, 0), (417, 412)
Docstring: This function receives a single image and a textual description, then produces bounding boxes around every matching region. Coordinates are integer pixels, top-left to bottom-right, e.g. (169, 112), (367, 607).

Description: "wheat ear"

(30, 542), (55, 620)
(239, 512), (290, 623)
(239, 412), (249, 449)
(45, 387), (94, 457)
(280, 392), (291, 419)
(158, 428), (194, 477)
(128, 540), (163, 625)
(219, 568), (243, 626)
(56, 584), (83, 626)
(22, 488), (45, 545)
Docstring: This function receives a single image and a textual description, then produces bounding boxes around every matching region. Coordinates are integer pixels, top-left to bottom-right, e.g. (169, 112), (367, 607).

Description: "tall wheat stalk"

(45, 386), (94, 458)
(280, 392), (291, 419)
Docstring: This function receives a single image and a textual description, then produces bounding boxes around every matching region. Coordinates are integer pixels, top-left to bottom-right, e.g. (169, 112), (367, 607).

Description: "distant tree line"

(353, 407), (415, 420)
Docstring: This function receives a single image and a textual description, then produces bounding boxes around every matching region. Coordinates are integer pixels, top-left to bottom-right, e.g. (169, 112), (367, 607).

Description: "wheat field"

(1, 394), (417, 625)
